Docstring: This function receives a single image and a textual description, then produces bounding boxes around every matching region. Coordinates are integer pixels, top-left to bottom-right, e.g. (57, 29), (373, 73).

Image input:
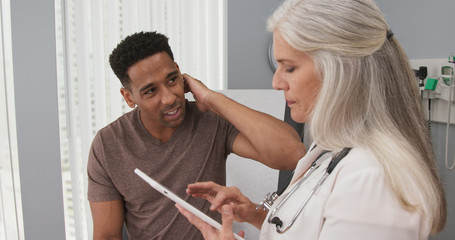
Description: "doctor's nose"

(272, 72), (288, 91)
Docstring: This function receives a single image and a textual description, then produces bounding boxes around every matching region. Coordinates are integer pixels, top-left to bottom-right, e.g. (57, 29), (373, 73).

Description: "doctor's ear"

(120, 87), (136, 108)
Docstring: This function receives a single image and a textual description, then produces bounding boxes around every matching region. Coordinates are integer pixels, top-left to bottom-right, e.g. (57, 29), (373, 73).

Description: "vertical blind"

(54, 0), (227, 239)
(0, 0), (24, 239)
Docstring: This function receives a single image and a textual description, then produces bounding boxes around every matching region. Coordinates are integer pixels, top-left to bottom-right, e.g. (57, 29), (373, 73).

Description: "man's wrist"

(204, 91), (224, 114)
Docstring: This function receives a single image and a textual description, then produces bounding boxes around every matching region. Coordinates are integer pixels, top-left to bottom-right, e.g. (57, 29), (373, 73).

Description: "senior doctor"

(177, 0), (447, 239)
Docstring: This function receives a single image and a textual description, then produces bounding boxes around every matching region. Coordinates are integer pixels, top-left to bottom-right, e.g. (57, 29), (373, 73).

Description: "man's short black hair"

(109, 31), (174, 88)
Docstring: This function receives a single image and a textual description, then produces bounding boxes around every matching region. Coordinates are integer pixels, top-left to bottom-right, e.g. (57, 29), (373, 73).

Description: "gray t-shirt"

(87, 101), (239, 239)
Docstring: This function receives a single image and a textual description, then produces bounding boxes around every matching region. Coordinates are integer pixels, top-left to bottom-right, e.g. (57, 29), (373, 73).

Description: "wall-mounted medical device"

(441, 65), (453, 86)
(421, 65), (455, 102)
(418, 54), (455, 170)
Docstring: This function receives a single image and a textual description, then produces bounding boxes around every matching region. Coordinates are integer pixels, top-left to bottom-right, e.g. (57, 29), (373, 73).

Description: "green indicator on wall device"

(424, 78), (438, 90)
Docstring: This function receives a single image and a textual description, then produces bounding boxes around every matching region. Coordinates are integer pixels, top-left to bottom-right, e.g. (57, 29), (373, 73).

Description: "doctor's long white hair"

(268, 0), (446, 234)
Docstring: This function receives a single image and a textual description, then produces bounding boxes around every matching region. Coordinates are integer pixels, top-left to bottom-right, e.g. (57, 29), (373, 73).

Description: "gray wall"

(227, 0), (282, 89)
(228, 0), (455, 89)
(228, 0), (455, 239)
(376, 0), (455, 59)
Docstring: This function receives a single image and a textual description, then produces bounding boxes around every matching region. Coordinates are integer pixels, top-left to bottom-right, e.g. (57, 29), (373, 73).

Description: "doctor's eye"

(285, 67), (295, 73)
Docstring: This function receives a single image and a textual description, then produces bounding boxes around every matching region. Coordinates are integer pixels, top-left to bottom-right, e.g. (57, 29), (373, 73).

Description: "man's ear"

(120, 88), (136, 108)
(175, 62), (188, 90)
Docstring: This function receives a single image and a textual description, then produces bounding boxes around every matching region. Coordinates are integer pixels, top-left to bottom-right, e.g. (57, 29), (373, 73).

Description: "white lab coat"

(259, 145), (430, 240)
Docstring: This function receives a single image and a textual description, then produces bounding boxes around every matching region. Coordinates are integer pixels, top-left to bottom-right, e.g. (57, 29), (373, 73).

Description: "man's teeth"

(166, 109), (178, 115)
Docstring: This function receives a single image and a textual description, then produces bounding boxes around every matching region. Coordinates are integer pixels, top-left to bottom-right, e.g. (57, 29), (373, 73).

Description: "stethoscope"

(256, 146), (352, 234)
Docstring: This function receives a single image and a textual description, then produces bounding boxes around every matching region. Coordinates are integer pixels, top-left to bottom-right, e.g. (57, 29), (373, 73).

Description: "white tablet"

(134, 168), (245, 240)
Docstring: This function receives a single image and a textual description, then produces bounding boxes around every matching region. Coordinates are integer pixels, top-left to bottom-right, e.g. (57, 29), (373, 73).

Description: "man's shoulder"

(96, 108), (138, 137)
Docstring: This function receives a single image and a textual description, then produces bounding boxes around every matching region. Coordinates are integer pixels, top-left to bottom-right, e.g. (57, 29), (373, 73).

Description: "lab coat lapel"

(290, 144), (324, 185)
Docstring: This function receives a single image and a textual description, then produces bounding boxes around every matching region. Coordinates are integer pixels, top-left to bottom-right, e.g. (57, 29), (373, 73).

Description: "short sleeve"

(226, 121), (239, 155)
(87, 131), (122, 202)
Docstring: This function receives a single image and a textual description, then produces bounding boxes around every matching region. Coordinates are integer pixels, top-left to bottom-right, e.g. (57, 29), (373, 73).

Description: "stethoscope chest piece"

(256, 192), (279, 211)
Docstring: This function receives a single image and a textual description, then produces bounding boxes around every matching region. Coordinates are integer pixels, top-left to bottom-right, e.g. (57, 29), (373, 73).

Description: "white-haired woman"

(177, 0), (447, 239)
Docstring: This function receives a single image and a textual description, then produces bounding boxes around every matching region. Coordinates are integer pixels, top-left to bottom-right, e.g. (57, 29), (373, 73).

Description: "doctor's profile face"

(272, 32), (321, 123)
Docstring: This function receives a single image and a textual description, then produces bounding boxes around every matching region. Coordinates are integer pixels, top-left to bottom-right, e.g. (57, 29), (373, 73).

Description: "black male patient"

(87, 31), (305, 240)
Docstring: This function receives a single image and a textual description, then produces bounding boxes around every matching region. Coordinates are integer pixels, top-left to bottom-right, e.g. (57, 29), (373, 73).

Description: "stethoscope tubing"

(279, 171), (330, 233)
(267, 158), (322, 223)
(267, 147), (352, 234)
